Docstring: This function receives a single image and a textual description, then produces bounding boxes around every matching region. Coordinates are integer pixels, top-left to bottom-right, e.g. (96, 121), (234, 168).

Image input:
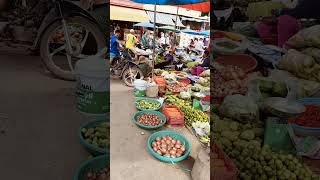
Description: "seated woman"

(191, 50), (210, 76)
(257, 0), (320, 48)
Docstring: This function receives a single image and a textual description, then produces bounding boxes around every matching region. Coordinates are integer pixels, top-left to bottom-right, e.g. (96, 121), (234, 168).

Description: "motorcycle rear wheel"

(122, 66), (144, 87)
(40, 16), (106, 80)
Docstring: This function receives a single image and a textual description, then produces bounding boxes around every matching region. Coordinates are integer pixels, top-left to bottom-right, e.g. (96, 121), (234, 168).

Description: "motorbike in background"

(0, 0), (106, 80)
(110, 49), (149, 87)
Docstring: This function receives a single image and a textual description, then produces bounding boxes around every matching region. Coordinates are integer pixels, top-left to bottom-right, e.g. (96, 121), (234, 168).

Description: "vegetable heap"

(136, 100), (160, 110)
(137, 113), (162, 126)
(213, 117), (320, 180)
(211, 66), (249, 97)
(192, 121), (210, 144)
(253, 79), (288, 98)
(82, 122), (109, 149)
(86, 167), (109, 180)
(151, 136), (186, 158)
(213, 117), (264, 153)
(167, 84), (188, 93)
(232, 145), (319, 180)
(289, 105), (320, 128)
(278, 49), (320, 82)
(166, 95), (209, 126)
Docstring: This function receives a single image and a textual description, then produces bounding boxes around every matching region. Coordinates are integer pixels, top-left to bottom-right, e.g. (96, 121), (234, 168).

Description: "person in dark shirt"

(110, 29), (122, 64)
(198, 49), (210, 68)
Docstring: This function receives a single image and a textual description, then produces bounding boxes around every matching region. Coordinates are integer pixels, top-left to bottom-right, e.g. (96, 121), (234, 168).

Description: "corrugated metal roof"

(147, 11), (175, 26)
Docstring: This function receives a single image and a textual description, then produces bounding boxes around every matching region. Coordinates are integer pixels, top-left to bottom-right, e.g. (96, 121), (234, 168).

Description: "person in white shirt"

(195, 38), (204, 52)
(160, 32), (166, 46)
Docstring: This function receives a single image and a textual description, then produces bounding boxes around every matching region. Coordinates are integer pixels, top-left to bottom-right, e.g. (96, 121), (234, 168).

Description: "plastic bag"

(277, 49), (320, 82)
(287, 126), (320, 159)
(270, 69), (320, 98)
(219, 94), (259, 123)
(302, 48), (320, 63)
(287, 25), (320, 48)
(191, 148), (210, 180)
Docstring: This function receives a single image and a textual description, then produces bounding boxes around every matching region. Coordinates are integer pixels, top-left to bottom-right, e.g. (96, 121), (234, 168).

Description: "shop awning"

(147, 11), (175, 26)
(110, 6), (149, 22)
(170, 15), (185, 27)
(181, 17), (209, 23)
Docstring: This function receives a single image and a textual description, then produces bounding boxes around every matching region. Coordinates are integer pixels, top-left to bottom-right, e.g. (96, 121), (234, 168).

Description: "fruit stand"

(211, 27), (320, 179)
(132, 66), (210, 177)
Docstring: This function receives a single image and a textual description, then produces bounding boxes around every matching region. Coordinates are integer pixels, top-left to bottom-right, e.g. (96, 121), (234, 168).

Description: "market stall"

(210, 1), (320, 177)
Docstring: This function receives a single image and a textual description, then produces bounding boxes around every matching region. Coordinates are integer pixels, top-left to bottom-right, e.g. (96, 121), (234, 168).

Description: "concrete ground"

(0, 49), (89, 180)
(110, 78), (203, 180)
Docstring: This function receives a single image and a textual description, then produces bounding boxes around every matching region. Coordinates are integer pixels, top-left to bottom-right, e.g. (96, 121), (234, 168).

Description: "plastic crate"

(211, 143), (238, 180)
(162, 105), (184, 126)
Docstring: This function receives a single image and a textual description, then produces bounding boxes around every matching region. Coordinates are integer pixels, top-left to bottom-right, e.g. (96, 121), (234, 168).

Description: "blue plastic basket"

(135, 97), (162, 111)
(291, 98), (320, 137)
(74, 155), (109, 180)
(132, 110), (167, 130)
(147, 130), (191, 163)
(79, 120), (109, 156)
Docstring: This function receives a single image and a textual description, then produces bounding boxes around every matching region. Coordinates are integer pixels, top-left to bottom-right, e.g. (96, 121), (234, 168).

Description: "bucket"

(75, 54), (109, 118)
(134, 79), (147, 97)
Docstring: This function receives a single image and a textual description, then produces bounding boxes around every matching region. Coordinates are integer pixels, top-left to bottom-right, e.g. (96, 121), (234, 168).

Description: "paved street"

(110, 78), (202, 180)
(0, 49), (88, 180)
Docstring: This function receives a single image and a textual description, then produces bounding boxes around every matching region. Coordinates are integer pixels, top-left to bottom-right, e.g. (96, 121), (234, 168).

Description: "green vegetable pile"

(81, 122), (109, 149)
(233, 145), (319, 180)
(213, 117), (320, 180)
(136, 100), (161, 110)
(213, 117), (264, 153)
(166, 95), (209, 126)
(253, 79), (288, 98)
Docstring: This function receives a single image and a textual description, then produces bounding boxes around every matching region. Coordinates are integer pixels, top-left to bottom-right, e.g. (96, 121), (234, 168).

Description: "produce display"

(278, 49), (320, 82)
(86, 167), (110, 180)
(81, 122), (109, 149)
(211, 66), (249, 97)
(136, 100), (161, 110)
(137, 113), (163, 126)
(213, 116), (264, 153)
(151, 136), (186, 158)
(233, 145), (318, 180)
(251, 78), (288, 98)
(289, 105), (320, 128)
(213, 116), (320, 180)
(167, 84), (188, 93)
(166, 95), (209, 126)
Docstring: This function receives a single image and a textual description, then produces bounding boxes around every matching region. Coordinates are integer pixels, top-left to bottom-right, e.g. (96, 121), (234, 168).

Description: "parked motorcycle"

(0, 0), (106, 80)
(111, 49), (150, 87)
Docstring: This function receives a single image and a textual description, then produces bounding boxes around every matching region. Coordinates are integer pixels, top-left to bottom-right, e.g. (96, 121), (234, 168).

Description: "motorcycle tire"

(122, 66), (144, 87)
(40, 16), (106, 81)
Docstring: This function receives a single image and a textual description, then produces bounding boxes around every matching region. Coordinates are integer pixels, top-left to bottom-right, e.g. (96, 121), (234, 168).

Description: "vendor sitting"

(199, 50), (210, 67)
(190, 50), (210, 76)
